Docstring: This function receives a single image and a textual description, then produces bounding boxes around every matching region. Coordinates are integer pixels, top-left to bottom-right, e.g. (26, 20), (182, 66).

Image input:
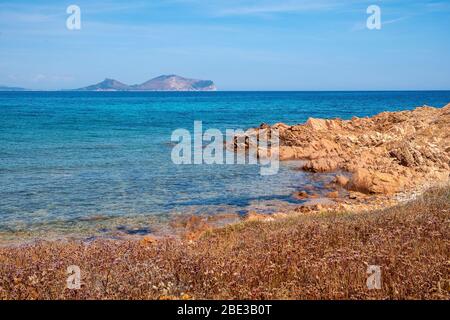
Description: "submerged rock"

(292, 190), (309, 200)
(334, 175), (349, 187)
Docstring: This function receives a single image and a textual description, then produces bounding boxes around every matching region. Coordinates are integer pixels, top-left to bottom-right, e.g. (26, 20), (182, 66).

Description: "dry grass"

(0, 187), (449, 300)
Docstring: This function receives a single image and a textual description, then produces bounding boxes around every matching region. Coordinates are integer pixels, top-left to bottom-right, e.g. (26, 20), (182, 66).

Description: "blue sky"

(0, 0), (449, 90)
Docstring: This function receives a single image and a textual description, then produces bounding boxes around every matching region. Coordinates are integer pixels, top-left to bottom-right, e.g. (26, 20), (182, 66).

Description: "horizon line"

(2, 89), (450, 92)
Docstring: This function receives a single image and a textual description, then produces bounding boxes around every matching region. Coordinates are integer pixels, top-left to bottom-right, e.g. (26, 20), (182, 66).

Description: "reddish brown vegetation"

(0, 187), (448, 300)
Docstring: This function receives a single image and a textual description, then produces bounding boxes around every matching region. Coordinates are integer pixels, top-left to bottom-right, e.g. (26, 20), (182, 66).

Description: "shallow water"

(1, 91), (450, 243)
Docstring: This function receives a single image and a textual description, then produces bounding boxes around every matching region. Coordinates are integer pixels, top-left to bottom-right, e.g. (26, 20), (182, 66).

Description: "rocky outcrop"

(237, 103), (450, 196)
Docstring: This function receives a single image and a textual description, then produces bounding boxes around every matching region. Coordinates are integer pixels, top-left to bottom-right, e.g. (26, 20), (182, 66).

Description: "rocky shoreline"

(138, 102), (450, 240)
(1, 103), (449, 245)
(1, 103), (449, 299)
(225, 103), (450, 224)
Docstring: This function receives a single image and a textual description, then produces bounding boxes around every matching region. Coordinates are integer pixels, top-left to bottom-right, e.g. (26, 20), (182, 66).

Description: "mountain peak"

(76, 78), (130, 91)
(157, 74), (178, 78)
(134, 75), (215, 91)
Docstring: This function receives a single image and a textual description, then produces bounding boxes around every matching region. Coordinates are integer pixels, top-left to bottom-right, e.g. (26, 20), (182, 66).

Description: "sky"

(0, 0), (449, 90)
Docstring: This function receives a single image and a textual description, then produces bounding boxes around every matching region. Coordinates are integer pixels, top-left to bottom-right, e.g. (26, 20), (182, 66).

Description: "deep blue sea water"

(1, 91), (450, 242)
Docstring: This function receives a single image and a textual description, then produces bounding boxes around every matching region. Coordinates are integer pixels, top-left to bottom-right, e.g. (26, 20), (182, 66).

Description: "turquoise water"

(1, 91), (450, 242)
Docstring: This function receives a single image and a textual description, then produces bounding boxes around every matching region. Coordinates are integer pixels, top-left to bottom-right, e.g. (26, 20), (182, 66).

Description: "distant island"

(0, 85), (27, 91)
(75, 75), (217, 91)
(0, 75), (216, 92)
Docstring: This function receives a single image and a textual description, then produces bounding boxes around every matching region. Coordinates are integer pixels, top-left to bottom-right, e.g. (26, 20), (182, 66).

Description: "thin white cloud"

(215, 0), (341, 16)
(31, 74), (74, 83)
(351, 15), (410, 31)
(383, 16), (410, 25)
(0, 11), (61, 24)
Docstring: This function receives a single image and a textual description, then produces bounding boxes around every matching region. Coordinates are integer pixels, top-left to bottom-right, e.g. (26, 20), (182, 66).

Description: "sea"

(1, 91), (450, 243)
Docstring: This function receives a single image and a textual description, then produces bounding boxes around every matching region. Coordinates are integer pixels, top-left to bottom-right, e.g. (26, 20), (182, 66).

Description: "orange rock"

(246, 211), (273, 222)
(334, 175), (349, 187)
(302, 158), (339, 172)
(348, 168), (403, 194)
(272, 122), (290, 131)
(305, 118), (328, 131)
(180, 293), (192, 300)
(184, 216), (212, 240)
(278, 146), (297, 160)
(348, 191), (368, 200)
(170, 215), (214, 241)
(158, 295), (177, 300)
(140, 235), (158, 246)
(326, 191), (339, 198)
(293, 190), (309, 200)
